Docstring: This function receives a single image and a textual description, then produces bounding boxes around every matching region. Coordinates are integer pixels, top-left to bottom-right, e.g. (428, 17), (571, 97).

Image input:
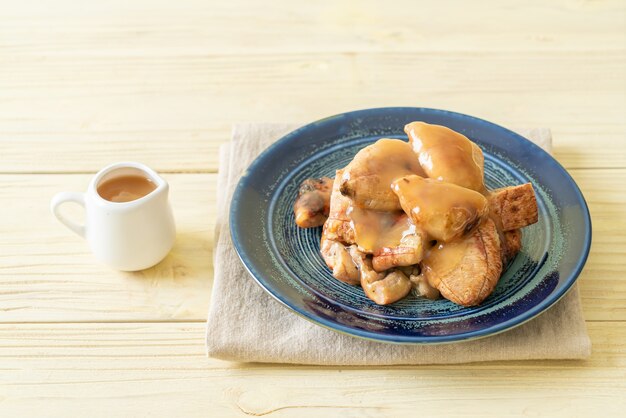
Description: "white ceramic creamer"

(51, 162), (176, 271)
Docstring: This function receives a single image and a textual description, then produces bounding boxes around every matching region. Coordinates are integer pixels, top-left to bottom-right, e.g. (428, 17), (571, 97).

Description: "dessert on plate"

(293, 122), (538, 307)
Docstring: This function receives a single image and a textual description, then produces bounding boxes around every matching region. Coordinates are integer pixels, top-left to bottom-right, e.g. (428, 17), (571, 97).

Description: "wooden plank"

(1, 0), (625, 173)
(0, 174), (215, 322)
(0, 169), (624, 322)
(0, 321), (624, 418)
(569, 169), (626, 321)
(2, 0), (624, 55)
(1, 52), (623, 172)
(0, 1), (623, 414)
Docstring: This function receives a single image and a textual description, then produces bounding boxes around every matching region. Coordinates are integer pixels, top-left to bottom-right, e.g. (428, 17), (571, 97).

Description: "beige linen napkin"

(207, 123), (591, 365)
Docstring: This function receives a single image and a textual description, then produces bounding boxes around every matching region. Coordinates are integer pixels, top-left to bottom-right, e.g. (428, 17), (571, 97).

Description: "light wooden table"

(1, 1), (625, 416)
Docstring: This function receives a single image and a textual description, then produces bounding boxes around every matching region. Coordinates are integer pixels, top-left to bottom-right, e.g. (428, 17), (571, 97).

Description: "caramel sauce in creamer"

(97, 174), (157, 203)
(405, 122), (485, 192)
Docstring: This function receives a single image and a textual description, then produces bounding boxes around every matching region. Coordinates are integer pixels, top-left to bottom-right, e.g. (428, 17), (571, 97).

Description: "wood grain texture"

(0, 322), (624, 418)
(0, 169), (623, 322)
(1, 1), (625, 173)
(569, 169), (626, 321)
(1, 52), (623, 172)
(3, 0), (624, 54)
(1, 0), (625, 416)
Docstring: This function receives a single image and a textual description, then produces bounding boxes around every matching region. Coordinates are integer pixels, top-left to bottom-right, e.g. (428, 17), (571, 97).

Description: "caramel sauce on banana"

(391, 175), (488, 242)
(405, 121), (485, 192)
(340, 138), (425, 186)
(340, 138), (425, 211)
(338, 124), (493, 278)
(337, 139), (427, 253)
(347, 205), (416, 253)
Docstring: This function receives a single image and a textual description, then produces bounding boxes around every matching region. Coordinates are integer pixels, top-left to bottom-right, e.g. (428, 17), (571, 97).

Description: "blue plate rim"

(229, 106), (592, 344)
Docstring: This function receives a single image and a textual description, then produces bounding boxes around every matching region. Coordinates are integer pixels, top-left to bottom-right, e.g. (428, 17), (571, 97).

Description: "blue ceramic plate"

(230, 107), (591, 344)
